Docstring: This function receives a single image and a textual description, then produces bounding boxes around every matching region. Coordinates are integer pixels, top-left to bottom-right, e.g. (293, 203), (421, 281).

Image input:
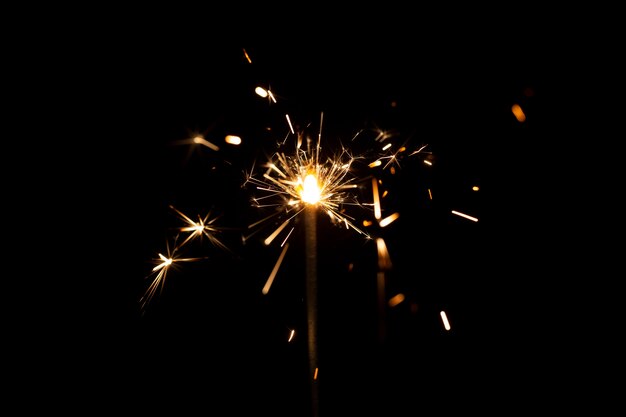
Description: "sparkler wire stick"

(305, 204), (319, 417)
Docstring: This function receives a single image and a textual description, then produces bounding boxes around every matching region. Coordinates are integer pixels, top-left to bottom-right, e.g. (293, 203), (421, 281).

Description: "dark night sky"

(17, 29), (593, 414)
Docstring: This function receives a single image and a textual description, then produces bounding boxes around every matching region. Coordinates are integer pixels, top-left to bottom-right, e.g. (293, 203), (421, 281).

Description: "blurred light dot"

(255, 86), (268, 98)
(512, 103), (526, 122)
(225, 135), (242, 145)
(388, 293), (405, 307)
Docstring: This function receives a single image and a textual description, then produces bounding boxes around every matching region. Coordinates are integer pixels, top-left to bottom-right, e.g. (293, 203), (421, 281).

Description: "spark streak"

(140, 237), (203, 312)
(242, 48), (252, 64)
(262, 243), (290, 295)
(440, 310), (451, 331)
(192, 135), (220, 151)
(451, 210), (479, 222)
(379, 212), (400, 228)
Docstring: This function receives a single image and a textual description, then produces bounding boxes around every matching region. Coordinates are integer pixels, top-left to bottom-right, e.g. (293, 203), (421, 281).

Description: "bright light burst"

(140, 206), (229, 312)
(169, 205), (231, 251)
(244, 112), (372, 247)
(140, 236), (205, 313)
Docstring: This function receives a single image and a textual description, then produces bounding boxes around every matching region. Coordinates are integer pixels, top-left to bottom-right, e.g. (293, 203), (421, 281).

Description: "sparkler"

(139, 47), (485, 416)
(241, 100), (435, 415)
(243, 112), (373, 417)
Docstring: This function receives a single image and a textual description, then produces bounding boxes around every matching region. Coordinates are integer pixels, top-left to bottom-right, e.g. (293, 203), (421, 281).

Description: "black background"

(14, 17), (596, 414)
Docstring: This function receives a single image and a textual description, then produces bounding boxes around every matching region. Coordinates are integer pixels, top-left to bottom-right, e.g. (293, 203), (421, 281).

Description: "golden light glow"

(300, 173), (322, 204)
(288, 329), (295, 342)
(245, 113), (369, 241)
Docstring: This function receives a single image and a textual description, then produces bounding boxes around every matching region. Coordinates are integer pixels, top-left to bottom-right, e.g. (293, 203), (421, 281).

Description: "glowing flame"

(299, 173), (322, 205)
